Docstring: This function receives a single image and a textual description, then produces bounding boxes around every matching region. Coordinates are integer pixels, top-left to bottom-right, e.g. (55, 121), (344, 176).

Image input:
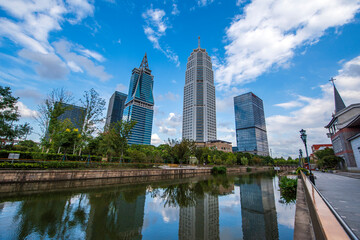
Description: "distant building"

(195, 140), (232, 153)
(105, 91), (127, 128)
(182, 37), (217, 142)
(325, 79), (360, 170)
(310, 144), (333, 163)
(123, 54), (154, 145)
(57, 102), (85, 130)
(234, 92), (269, 156)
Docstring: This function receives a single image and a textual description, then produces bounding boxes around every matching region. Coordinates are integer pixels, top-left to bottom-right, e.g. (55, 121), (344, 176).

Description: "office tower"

(179, 193), (219, 240)
(57, 102), (85, 130)
(105, 91), (127, 127)
(182, 37), (217, 142)
(234, 92), (269, 156)
(123, 53), (154, 145)
(240, 177), (279, 240)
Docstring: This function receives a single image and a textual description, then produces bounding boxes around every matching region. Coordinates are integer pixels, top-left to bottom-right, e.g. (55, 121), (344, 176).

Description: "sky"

(1, 0), (360, 158)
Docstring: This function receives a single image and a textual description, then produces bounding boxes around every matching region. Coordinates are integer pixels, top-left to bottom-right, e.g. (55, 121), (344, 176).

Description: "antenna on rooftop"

(198, 36), (200, 48)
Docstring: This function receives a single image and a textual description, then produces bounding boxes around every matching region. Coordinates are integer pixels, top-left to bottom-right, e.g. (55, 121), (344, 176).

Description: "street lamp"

(298, 149), (303, 167)
(299, 129), (315, 184)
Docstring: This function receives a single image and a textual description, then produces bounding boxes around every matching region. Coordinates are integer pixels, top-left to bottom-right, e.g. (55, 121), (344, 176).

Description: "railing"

(300, 171), (358, 240)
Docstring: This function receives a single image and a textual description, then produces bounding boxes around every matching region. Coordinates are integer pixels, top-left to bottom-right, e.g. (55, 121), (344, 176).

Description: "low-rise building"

(325, 80), (360, 170)
(195, 140), (233, 153)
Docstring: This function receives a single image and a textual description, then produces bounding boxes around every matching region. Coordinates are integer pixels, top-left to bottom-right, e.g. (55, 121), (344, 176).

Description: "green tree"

(77, 88), (105, 155)
(173, 139), (195, 164)
(14, 140), (39, 152)
(99, 120), (136, 162)
(0, 86), (32, 146)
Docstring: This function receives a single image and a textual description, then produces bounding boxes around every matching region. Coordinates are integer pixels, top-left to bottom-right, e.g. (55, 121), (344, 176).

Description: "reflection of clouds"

(219, 187), (241, 215)
(146, 193), (179, 223)
(273, 177), (296, 229)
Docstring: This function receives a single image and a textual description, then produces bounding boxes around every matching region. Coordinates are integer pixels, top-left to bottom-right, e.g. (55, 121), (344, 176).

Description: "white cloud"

(78, 49), (105, 62)
(275, 100), (304, 109)
(156, 92), (179, 102)
(151, 133), (162, 145)
(19, 49), (69, 79)
(142, 7), (180, 66)
(115, 83), (127, 93)
(215, 0), (360, 89)
(158, 126), (177, 136)
(54, 39), (112, 81)
(15, 88), (43, 103)
(16, 101), (38, 118)
(171, 3), (180, 15)
(197, 0), (214, 7)
(0, 0), (94, 54)
(267, 55), (360, 157)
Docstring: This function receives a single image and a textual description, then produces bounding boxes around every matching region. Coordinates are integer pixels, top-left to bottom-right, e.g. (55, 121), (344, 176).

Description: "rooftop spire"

(330, 77), (346, 113)
(139, 53), (149, 70)
(198, 36), (200, 48)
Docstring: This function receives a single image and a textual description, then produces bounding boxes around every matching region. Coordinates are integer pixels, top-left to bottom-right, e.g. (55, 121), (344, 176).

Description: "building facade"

(234, 92), (269, 156)
(195, 140), (232, 153)
(325, 81), (360, 169)
(57, 103), (85, 130)
(123, 54), (154, 145)
(182, 38), (217, 142)
(105, 91), (127, 128)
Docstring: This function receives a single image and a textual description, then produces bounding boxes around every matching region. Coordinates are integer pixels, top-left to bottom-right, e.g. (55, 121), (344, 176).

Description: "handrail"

(300, 171), (355, 240)
(303, 172), (359, 240)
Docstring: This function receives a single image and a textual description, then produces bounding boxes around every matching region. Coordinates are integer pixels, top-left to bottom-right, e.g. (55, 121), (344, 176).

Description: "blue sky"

(1, 0), (360, 157)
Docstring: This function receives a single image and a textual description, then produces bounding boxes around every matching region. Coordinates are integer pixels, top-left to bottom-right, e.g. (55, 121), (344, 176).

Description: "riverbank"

(0, 166), (276, 184)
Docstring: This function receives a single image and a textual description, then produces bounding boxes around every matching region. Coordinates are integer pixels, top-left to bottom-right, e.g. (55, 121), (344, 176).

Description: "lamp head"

(300, 129), (307, 142)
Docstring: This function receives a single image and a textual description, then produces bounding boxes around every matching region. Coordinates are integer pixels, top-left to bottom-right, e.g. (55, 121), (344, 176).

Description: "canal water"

(0, 172), (295, 240)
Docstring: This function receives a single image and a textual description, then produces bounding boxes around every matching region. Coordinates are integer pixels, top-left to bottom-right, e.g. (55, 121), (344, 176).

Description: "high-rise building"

(123, 54), (154, 145)
(182, 37), (216, 142)
(234, 92), (269, 156)
(105, 91), (127, 128)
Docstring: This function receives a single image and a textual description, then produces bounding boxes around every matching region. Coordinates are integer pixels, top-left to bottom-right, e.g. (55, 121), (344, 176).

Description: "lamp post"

(298, 149), (303, 167)
(300, 129), (315, 184)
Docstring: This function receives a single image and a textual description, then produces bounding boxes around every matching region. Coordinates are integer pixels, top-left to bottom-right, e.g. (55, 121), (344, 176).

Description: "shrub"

(296, 167), (309, 176)
(246, 167), (252, 172)
(211, 166), (227, 175)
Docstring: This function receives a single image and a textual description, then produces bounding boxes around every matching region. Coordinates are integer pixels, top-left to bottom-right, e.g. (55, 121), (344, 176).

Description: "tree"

(173, 139), (195, 164)
(99, 120), (136, 162)
(37, 88), (73, 152)
(78, 88), (105, 155)
(0, 86), (31, 146)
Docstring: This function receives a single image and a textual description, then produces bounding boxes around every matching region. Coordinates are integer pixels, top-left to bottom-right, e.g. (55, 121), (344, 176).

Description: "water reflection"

(238, 176), (279, 240)
(0, 173), (294, 240)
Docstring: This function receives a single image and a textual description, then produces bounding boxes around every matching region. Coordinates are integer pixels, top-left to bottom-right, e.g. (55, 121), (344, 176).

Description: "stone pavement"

(313, 171), (360, 238)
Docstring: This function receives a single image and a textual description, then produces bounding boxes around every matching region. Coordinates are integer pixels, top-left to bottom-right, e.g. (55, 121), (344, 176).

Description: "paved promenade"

(314, 172), (360, 238)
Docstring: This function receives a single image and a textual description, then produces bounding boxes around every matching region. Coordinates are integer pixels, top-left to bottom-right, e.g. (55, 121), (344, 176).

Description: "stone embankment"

(0, 166), (276, 183)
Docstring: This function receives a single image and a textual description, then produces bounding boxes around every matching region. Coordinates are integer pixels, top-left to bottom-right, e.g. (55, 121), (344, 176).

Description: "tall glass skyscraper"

(234, 92), (269, 156)
(123, 54), (154, 145)
(182, 38), (216, 142)
(105, 91), (127, 128)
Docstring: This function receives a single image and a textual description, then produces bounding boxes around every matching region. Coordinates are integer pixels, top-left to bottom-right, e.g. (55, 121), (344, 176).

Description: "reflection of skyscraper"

(234, 92), (269, 156)
(105, 91), (127, 127)
(87, 191), (146, 240)
(179, 194), (219, 240)
(123, 54), (154, 145)
(240, 177), (279, 240)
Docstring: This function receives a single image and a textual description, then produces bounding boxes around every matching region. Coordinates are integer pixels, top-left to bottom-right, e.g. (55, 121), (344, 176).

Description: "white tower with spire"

(182, 37), (217, 142)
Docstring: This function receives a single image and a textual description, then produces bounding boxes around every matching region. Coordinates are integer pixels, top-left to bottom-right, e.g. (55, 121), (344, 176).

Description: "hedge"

(0, 150), (102, 162)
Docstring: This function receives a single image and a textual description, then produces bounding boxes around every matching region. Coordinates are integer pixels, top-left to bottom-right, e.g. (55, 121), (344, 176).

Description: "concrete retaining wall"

(0, 166), (273, 184)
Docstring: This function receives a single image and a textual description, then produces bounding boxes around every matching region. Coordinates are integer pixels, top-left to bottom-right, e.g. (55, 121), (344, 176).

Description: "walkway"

(314, 172), (360, 238)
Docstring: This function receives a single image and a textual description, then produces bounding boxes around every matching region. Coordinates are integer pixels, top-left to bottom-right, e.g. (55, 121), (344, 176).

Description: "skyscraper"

(182, 38), (216, 142)
(234, 92), (269, 156)
(123, 54), (154, 145)
(105, 91), (127, 128)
